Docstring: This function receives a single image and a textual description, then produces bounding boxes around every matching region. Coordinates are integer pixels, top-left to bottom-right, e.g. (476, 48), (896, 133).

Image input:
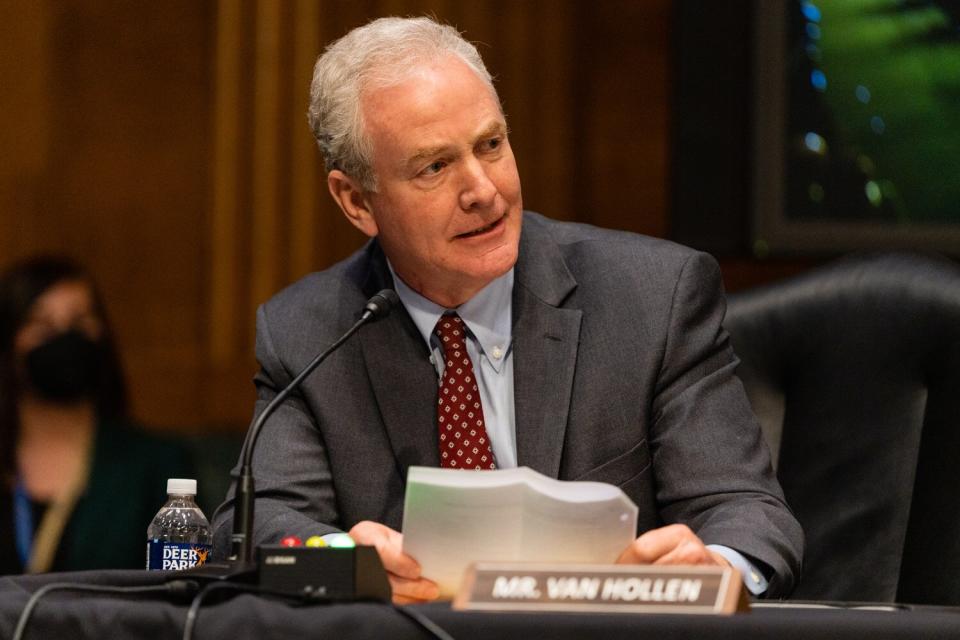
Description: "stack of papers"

(402, 466), (638, 597)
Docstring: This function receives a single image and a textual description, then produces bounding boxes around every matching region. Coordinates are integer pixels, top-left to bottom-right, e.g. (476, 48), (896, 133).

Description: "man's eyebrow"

(405, 143), (455, 170)
(475, 121), (507, 142)
(403, 121), (508, 170)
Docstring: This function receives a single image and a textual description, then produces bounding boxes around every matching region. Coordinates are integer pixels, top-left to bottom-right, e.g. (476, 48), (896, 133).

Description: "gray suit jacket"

(212, 212), (803, 596)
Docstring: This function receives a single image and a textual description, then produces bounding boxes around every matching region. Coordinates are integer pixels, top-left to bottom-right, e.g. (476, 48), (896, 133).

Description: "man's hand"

(347, 520), (439, 604)
(616, 524), (731, 567)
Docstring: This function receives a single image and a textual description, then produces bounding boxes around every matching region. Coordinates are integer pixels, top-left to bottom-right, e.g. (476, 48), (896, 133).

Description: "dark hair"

(0, 256), (128, 480)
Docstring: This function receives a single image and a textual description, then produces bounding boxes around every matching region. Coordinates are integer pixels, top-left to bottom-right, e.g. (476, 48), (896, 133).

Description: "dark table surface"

(3, 570), (960, 640)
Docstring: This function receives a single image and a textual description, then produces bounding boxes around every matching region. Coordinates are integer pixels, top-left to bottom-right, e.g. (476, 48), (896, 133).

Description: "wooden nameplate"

(453, 563), (749, 614)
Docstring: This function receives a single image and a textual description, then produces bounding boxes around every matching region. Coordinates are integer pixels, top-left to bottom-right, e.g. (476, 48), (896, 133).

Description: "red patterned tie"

(435, 314), (496, 470)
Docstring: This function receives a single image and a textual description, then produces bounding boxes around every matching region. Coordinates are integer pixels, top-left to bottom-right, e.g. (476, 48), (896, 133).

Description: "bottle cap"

(167, 478), (197, 495)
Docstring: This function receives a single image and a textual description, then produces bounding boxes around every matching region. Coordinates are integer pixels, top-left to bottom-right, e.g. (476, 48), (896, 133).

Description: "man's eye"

(422, 160), (446, 176)
(482, 137), (502, 152)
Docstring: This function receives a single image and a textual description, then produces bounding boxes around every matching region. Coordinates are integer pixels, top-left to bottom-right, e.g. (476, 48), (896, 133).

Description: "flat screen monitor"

(752, 0), (960, 255)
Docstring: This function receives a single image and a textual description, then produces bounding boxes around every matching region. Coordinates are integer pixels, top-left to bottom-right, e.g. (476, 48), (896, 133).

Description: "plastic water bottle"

(146, 478), (212, 570)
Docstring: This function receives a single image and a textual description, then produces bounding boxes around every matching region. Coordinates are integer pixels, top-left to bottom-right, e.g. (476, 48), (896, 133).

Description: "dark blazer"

(212, 212), (803, 596)
(1, 421), (192, 574)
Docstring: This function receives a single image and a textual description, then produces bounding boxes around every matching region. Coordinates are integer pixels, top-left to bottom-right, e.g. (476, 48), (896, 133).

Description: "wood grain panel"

(289, 0), (322, 281)
(0, 1), (52, 261)
(574, 0), (671, 237)
(0, 1), (216, 426)
(210, 0), (244, 366)
(250, 0), (284, 310)
(1, 0), (677, 431)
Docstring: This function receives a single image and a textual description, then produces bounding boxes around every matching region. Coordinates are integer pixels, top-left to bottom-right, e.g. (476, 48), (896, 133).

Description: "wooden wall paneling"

(289, 0), (322, 282)
(524, 0), (576, 222)
(250, 0), (284, 311)
(451, 0), (493, 51)
(312, 1), (379, 271)
(210, 0), (244, 369)
(496, 2), (537, 211)
(376, 0), (441, 19)
(1, 1), (678, 432)
(40, 2), (213, 428)
(0, 1), (52, 262)
(205, 0), (259, 427)
(574, 0), (671, 238)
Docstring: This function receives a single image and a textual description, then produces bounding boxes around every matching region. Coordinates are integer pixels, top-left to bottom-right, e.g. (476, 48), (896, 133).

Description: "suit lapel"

(355, 215), (583, 481)
(512, 218), (582, 478)
(357, 245), (440, 479)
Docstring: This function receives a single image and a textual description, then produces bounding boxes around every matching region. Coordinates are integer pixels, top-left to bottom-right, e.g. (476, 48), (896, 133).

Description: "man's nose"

(458, 157), (497, 210)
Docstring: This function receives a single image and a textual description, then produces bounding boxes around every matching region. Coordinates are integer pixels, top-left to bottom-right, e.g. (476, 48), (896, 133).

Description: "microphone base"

(257, 545), (391, 601)
(164, 547), (390, 602)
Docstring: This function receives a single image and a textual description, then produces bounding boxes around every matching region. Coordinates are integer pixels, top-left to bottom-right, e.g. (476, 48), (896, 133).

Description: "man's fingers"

(346, 520), (440, 603)
(348, 521), (420, 580)
(652, 538), (713, 566)
(617, 524), (722, 566)
(617, 524), (696, 564)
(389, 575), (440, 604)
(374, 533), (422, 580)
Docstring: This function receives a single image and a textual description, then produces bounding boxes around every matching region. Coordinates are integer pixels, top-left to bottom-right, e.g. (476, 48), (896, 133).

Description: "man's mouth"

(456, 215), (503, 239)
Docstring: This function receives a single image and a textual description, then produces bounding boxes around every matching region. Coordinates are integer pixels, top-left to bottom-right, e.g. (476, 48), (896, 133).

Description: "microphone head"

(364, 289), (400, 319)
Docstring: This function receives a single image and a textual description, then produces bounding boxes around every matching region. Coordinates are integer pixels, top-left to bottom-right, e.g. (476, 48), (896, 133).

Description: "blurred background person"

(0, 255), (193, 574)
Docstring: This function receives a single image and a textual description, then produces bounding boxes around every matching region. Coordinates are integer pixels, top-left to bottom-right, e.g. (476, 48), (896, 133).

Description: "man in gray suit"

(212, 16), (803, 602)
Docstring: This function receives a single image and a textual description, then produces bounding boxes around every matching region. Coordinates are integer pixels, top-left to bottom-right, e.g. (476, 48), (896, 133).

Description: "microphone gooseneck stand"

(231, 289), (399, 565)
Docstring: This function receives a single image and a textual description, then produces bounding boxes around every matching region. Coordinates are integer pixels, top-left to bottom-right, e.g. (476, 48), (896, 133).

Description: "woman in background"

(0, 256), (192, 574)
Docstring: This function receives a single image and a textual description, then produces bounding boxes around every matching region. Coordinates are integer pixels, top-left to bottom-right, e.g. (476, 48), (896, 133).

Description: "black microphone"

(229, 289), (400, 565)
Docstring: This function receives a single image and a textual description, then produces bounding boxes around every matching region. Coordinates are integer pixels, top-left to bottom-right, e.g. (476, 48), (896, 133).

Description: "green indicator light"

(327, 533), (356, 548)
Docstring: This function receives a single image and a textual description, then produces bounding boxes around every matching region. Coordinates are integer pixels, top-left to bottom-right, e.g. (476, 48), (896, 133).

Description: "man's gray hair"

(308, 16), (498, 191)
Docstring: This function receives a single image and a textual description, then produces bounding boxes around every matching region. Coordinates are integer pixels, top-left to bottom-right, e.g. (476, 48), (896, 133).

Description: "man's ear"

(328, 169), (378, 237)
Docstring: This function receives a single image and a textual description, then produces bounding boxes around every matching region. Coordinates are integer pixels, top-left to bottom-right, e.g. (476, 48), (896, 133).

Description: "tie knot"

(434, 314), (466, 354)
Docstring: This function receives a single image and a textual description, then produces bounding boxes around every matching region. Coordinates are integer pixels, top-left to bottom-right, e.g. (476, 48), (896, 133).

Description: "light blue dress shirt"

(389, 264), (517, 469)
(385, 262), (768, 595)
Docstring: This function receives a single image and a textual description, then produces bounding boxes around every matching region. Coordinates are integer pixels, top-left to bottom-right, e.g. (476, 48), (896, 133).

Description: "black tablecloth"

(2, 570), (960, 640)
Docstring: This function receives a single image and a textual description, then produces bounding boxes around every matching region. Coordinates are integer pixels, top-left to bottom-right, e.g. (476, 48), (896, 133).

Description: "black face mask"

(24, 330), (104, 403)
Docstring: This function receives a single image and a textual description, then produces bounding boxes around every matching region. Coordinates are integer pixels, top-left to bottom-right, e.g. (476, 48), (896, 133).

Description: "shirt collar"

(387, 261), (513, 368)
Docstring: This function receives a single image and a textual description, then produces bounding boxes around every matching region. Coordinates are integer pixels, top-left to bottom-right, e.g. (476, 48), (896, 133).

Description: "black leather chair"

(724, 252), (960, 605)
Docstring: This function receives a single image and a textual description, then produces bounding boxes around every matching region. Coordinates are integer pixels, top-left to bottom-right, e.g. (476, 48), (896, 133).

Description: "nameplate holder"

(453, 563), (749, 614)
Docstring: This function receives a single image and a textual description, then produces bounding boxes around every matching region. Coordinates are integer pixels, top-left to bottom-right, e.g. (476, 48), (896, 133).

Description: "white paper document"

(401, 466), (639, 598)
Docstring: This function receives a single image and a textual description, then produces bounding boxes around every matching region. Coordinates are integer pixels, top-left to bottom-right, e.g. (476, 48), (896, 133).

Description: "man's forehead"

(360, 60), (500, 121)
(359, 60), (505, 166)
